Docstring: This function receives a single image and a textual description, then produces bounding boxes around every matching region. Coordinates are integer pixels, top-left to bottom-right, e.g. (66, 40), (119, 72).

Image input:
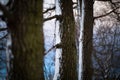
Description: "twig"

(43, 6), (55, 14)
(0, 33), (8, 40)
(0, 28), (8, 31)
(44, 43), (62, 55)
(94, 7), (120, 19)
(44, 15), (62, 22)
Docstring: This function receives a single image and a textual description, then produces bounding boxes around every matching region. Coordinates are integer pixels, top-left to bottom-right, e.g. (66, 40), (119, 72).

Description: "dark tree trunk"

(9, 0), (44, 80)
(81, 0), (94, 80)
(59, 0), (78, 80)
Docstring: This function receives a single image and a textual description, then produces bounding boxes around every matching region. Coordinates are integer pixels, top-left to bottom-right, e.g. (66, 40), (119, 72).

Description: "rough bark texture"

(9, 0), (44, 80)
(82, 0), (93, 80)
(59, 0), (78, 80)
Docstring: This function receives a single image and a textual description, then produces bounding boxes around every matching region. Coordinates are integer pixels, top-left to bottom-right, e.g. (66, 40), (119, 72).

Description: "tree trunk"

(59, 0), (78, 79)
(81, 0), (93, 80)
(9, 0), (44, 80)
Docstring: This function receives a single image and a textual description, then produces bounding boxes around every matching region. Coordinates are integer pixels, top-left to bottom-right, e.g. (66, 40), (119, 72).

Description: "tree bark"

(81, 0), (94, 80)
(9, 0), (44, 80)
(59, 0), (78, 80)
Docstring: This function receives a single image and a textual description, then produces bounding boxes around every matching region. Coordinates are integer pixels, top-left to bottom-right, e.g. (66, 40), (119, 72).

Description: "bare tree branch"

(44, 43), (62, 55)
(95, 0), (111, 1)
(44, 15), (62, 22)
(0, 28), (8, 31)
(94, 7), (120, 19)
(0, 33), (8, 40)
(43, 6), (55, 14)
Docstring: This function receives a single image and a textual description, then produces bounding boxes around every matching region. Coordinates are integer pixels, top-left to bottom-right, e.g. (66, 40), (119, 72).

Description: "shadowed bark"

(9, 0), (44, 80)
(59, 0), (78, 80)
(81, 0), (94, 80)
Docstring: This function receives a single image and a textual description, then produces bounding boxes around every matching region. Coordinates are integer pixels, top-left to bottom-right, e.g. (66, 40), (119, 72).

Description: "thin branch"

(43, 6), (55, 14)
(73, 2), (78, 5)
(114, 2), (120, 4)
(73, 5), (78, 9)
(0, 33), (8, 40)
(44, 15), (62, 22)
(94, 7), (120, 19)
(44, 43), (62, 55)
(44, 46), (56, 55)
(0, 28), (8, 31)
(95, 0), (110, 1)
